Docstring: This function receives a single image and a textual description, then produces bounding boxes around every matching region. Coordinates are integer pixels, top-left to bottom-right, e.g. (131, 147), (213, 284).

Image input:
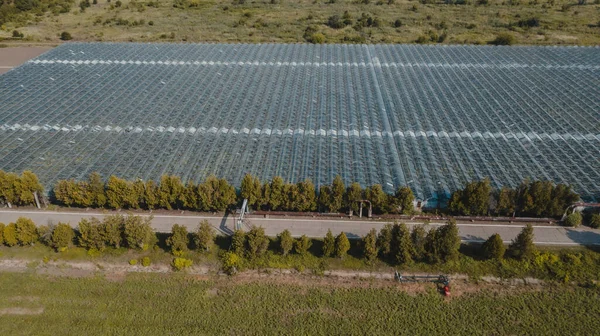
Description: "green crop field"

(1, 0), (599, 45)
(0, 272), (598, 335)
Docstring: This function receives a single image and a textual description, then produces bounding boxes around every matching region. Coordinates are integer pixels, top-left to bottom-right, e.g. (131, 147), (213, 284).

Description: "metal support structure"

(236, 198), (249, 231)
(561, 202), (600, 221)
(395, 271), (451, 296)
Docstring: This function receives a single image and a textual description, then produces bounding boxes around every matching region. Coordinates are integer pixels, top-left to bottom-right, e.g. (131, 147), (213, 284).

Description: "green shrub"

(141, 257), (151, 267)
(509, 224), (537, 260)
(193, 220), (215, 252)
(172, 257), (193, 271)
(51, 223), (75, 251)
(481, 233), (505, 259)
(308, 33), (325, 44)
(129, 259), (138, 265)
(334, 232), (350, 258)
(564, 212), (582, 227)
(15, 217), (38, 245)
(166, 224), (189, 254)
(0, 223), (4, 245)
(362, 228), (378, 263)
(589, 214), (600, 229)
(60, 31), (73, 41)
(221, 252), (240, 274)
(490, 33), (516, 45)
(278, 229), (294, 256)
(294, 235), (312, 255)
(322, 229), (335, 257)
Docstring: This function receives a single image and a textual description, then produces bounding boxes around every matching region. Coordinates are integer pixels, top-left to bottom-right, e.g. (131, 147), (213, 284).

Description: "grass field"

(1, 0), (599, 45)
(0, 272), (599, 335)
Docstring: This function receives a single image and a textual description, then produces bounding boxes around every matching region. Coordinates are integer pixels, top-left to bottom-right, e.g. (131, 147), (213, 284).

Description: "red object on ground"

(443, 286), (450, 296)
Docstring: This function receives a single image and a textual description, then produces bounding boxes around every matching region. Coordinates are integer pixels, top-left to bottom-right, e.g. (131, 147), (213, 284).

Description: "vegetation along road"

(0, 209), (598, 246)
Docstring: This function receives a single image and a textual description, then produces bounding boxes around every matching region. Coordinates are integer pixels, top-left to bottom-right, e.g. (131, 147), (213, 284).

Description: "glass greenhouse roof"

(0, 43), (598, 202)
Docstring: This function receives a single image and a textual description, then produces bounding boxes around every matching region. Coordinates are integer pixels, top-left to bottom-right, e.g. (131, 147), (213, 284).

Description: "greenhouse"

(0, 43), (598, 204)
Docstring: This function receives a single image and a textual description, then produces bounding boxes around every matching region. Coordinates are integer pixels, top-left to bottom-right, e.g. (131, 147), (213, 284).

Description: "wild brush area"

(1, 0), (599, 45)
(0, 272), (598, 334)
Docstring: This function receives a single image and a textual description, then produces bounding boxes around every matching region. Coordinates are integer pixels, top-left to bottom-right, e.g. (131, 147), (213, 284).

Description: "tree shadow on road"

(566, 229), (600, 251)
(218, 212), (233, 236)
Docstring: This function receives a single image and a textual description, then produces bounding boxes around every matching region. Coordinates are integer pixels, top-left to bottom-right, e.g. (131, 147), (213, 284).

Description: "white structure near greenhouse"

(0, 43), (598, 208)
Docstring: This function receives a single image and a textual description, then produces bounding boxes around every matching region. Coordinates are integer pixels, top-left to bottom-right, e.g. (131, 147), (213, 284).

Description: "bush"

(481, 233), (505, 260)
(129, 259), (138, 265)
(172, 257), (192, 271)
(141, 257), (151, 267)
(322, 229), (335, 257)
(78, 217), (106, 250)
(51, 223), (75, 251)
(12, 30), (24, 38)
(221, 252), (240, 274)
(362, 228), (378, 263)
(0, 223), (4, 245)
(3, 223), (17, 246)
(166, 224), (189, 254)
(123, 215), (156, 250)
(564, 212), (582, 227)
(334, 232), (350, 258)
(294, 235), (312, 255)
(231, 230), (246, 255)
(115, 0), (122, 7)
(278, 229), (294, 256)
(194, 220), (215, 251)
(60, 31), (73, 41)
(589, 214), (600, 229)
(490, 33), (516, 46)
(246, 226), (269, 259)
(393, 223), (413, 265)
(308, 33), (325, 44)
(15, 217), (38, 245)
(509, 224), (537, 260)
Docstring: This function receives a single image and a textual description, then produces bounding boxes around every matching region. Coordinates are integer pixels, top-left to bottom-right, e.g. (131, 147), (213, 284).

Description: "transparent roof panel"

(0, 43), (598, 202)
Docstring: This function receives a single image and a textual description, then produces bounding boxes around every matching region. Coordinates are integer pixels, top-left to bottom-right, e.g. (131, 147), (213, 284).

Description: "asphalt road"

(0, 209), (598, 246)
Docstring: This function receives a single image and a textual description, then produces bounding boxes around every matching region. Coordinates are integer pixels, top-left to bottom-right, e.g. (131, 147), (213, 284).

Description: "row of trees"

(54, 174), (237, 212)
(53, 173), (414, 215)
(448, 179), (579, 218)
(0, 170), (43, 207)
(241, 174), (414, 214)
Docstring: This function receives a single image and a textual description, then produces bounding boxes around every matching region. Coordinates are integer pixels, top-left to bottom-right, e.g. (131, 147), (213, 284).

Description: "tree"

(241, 174), (262, 208)
(17, 171), (43, 205)
(362, 228), (378, 263)
(181, 181), (199, 210)
(392, 223), (413, 265)
(106, 176), (132, 209)
(410, 225), (427, 261)
(60, 31), (73, 41)
(365, 184), (388, 214)
(246, 226), (269, 258)
(294, 235), (312, 255)
(266, 177), (285, 210)
(394, 186), (414, 214)
(88, 172), (107, 208)
(330, 176), (345, 212)
(278, 229), (293, 256)
(123, 215), (155, 250)
(15, 217), (38, 245)
(564, 212), (582, 228)
(166, 224), (189, 254)
(322, 229), (335, 257)
(589, 213), (600, 229)
(345, 182), (363, 213)
(144, 180), (159, 210)
(318, 185), (332, 212)
(231, 229), (246, 255)
(548, 184), (579, 218)
(377, 224), (393, 260)
(198, 175), (236, 212)
(78, 217), (105, 250)
(51, 223), (75, 251)
(15, 0), (40, 11)
(436, 219), (461, 262)
(99, 215), (122, 248)
(481, 233), (505, 260)
(3, 223), (17, 246)
(334, 232), (350, 258)
(295, 179), (317, 212)
(496, 186), (516, 216)
(508, 224), (536, 260)
(194, 220), (215, 251)
(0, 223), (4, 245)
(158, 175), (184, 210)
(0, 171), (19, 207)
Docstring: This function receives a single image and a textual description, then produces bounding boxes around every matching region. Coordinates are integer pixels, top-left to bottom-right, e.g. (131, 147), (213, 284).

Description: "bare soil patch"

(0, 47), (53, 74)
(0, 307), (44, 315)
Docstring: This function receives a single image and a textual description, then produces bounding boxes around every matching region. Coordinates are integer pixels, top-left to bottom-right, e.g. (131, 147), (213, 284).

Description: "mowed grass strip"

(0, 272), (598, 335)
